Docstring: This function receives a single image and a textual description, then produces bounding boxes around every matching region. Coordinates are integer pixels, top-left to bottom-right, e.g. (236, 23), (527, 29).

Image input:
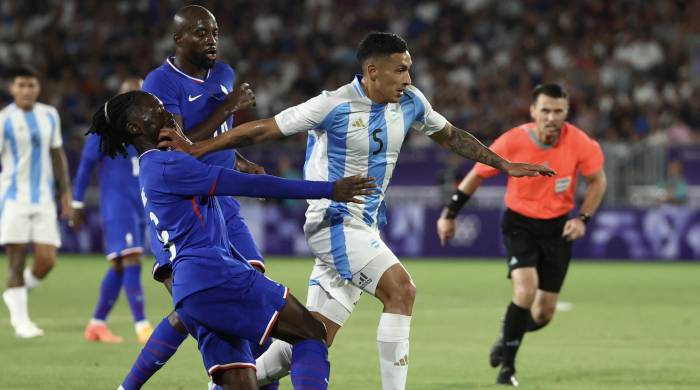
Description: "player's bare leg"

(3, 243), (43, 338)
(212, 367), (257, 390)
(529, 290), (559, 328)
(372, 262), (416, 390)
(27, 243), (57, 287)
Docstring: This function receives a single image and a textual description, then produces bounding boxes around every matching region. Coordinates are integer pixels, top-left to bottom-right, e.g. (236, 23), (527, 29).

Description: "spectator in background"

(657, 159), (689, 205)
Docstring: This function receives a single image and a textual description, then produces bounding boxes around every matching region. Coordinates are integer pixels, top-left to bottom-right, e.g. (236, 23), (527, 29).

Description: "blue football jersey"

(139, 149), (333, 305)
(142, 57), (237, 170)
(73, 133), (142, 221)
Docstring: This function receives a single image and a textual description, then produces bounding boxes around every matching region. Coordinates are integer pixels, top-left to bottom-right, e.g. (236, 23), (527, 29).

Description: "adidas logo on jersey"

(393, 354), (409, 367)
(350, 118), (366, 128)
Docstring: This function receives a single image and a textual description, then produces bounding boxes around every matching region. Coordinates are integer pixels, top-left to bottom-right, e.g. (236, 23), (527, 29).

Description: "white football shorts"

(0, 200), (61, 247)
(304, 216), (399, 325)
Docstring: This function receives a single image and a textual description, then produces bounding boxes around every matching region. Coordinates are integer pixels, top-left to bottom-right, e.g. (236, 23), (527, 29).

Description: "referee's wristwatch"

(578, 213), (592, 225)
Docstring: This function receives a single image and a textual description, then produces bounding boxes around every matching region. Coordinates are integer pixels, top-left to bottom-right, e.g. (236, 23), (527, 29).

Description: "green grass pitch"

(0, 255), (698, 389)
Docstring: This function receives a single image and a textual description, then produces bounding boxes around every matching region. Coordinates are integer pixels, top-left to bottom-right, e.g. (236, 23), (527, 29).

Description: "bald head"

(173, 5), (216, 35)
(119, 77), (143, 94)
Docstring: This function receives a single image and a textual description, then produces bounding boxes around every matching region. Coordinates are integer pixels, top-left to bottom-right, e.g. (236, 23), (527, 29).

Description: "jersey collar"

(352, 75), (367, 98)
(139, 148), (160, 161)
(165, 57), (210, 84)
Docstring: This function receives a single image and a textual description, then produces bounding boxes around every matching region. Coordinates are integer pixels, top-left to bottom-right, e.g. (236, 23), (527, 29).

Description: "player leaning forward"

(437, 84), (607, 386)
(159, 32), (554, 390)
(0, 66), (72, 338)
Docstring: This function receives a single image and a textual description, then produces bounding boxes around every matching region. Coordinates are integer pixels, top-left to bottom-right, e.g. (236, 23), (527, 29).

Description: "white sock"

(3, 287), (31, 327)
(377, 313), (411, 390)
(256, 339), (293, 385)
(23, 268), (42, 290)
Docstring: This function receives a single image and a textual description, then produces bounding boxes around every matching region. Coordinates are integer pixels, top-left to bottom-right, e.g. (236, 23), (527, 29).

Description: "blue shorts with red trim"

(175, 269), (288, 375)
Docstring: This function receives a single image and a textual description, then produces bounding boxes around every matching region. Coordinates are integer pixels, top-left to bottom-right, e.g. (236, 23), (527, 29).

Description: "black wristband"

(578, 213), (591, 225)
(441, 190), (471, 219)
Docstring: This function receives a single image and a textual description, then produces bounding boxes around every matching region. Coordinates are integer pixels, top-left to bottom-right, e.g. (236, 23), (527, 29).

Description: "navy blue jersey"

(73, 133), (142, 221)
(142, 57), (236, 170)
(139, 150), (333, 305)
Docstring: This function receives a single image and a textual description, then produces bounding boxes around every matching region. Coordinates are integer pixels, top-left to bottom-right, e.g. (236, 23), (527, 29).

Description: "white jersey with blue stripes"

(0, 102), (62, 206)
(275, 75), (447, 228)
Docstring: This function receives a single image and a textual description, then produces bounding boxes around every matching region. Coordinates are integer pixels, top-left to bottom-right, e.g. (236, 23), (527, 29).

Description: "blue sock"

(290, 339), (330, 390)
(123, 264), (146, 322)
(92, 267), (122, 321)
(121, 317), (187, 390)
(251, 338), (280, 390)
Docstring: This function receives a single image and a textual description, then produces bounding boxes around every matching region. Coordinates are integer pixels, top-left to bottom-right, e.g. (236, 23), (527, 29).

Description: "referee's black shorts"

(501, 208), (573, 293)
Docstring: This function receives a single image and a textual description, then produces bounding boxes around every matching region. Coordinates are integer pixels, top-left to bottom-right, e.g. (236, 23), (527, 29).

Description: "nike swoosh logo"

(155, 361), (166, 366)
(188, 94), (203, 102)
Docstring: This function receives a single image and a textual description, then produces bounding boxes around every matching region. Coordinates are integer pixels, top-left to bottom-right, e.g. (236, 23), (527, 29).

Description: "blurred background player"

(70, 78), (153, 344)
(91, 91), (376, 390)
(437, 84), (607, 386)
(0, 65), (72, 338)
(158, 32), (554, 390)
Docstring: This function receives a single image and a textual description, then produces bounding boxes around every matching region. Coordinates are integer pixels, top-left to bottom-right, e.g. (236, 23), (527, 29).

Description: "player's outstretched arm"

(429, 123), (555, 177)
(210, 169), (376, 203)
(177, 83), (257, 142)
(70, 135), (102, 229)
(158, 117), (285, 158)
(50, 147), (73, 219)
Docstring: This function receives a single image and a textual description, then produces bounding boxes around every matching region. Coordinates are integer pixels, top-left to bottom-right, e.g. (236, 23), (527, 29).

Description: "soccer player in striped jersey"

(91, 90), (375, 390)
(70, 78), (153, 344)
(0, 65), (72, 338)
(158, 32), (554, 390)
(437, 84), (607, 386)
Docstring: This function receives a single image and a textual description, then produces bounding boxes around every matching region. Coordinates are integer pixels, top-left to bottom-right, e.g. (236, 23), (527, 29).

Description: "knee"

(304, 316), (328, 343)
(534, 306), (555, 324)
(35, 254), (56, 270)
(383, 278), (417, 309)
(167, 310), (188, 335)
(512, 284), (537, 306)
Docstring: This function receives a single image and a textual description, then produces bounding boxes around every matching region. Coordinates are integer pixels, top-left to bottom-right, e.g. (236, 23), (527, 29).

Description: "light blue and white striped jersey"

(0, 102), (63, 206)
(275, 75), (447, 228)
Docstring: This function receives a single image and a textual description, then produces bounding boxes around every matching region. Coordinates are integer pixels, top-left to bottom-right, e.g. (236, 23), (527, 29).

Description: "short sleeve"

(143, 70), (182, 116)
(406, 86), (447, 135)
(162, 153), (223, 196)
(274, 92), (345, 136)
(577, 135), (605, 176)
(49, 108), (62, 148)
(473, 133), (511, 179)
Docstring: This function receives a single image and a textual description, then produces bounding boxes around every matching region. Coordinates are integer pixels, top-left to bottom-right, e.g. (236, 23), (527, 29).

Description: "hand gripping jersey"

(274, 75), (447, 229)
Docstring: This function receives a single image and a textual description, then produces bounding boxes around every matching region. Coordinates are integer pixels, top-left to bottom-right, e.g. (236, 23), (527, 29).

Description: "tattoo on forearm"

(447, 128), (505, 170)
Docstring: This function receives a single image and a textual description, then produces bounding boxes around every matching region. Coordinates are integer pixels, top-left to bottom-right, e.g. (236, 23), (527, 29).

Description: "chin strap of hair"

(440, 190), (471, 219)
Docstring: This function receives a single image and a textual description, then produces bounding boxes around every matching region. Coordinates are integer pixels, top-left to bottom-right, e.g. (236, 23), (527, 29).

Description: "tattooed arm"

(429, 122), (555, 177)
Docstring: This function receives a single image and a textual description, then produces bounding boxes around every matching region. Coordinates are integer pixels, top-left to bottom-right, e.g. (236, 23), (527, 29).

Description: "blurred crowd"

(1, 0), (700, 161)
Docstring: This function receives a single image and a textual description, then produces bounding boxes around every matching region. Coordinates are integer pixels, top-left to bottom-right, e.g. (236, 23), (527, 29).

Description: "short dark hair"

(88, 91), (147, 158)
(356, 32), (408, 64)
(532, 83), (568, 102)
(9, 65), (39, 81)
